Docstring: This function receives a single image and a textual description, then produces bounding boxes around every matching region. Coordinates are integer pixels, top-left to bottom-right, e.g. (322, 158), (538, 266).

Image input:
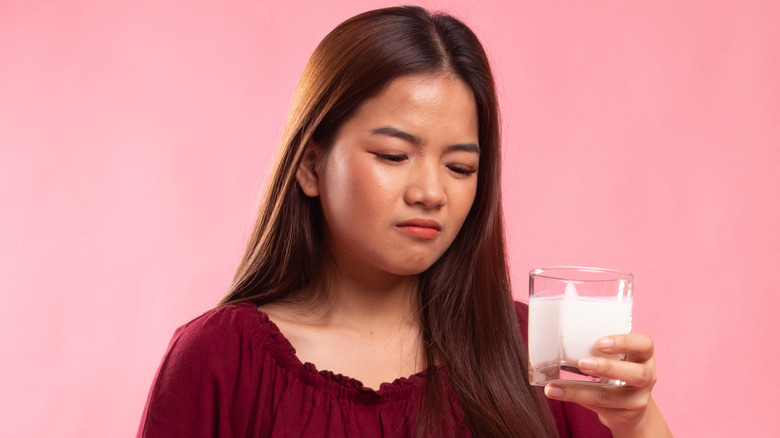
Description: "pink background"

(1, 1), (778, 436)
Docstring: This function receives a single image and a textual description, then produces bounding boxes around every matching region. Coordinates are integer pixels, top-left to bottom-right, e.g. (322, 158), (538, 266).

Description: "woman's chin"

(383, 262), (437, 277)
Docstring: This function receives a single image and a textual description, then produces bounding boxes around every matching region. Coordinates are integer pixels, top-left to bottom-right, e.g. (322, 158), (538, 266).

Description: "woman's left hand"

(543, 333), (673, 438)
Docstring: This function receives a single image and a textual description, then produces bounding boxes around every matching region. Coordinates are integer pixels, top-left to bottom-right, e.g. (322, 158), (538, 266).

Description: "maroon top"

(137, 302), (611, 437)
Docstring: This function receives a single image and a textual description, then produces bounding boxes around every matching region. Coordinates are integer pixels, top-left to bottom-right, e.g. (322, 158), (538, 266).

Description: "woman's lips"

(396, 219), (441, 239)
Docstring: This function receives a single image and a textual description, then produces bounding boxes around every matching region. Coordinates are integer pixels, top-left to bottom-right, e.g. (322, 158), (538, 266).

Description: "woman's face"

(299, 73), (480, 280)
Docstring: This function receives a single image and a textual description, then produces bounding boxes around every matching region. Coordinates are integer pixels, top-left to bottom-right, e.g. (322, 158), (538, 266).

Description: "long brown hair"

(220, 6), (557, 437)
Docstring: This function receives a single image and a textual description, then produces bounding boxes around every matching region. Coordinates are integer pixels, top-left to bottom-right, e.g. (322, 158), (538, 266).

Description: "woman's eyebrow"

(370, 126), (480, 154)
(447, 143), (480, 155)
(371, 126), (421, 144)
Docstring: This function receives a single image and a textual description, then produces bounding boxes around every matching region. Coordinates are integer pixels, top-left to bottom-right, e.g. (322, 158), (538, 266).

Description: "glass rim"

(529, 266), (633, 282)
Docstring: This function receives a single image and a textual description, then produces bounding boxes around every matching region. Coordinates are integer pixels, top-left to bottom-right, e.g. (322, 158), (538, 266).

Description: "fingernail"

(596, 337), (614, 349)
(545, 385), (564, 398)
(578, 358), (598, 370)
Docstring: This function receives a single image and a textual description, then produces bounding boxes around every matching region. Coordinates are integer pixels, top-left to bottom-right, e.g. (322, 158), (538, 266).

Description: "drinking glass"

(528, 266), (633, 386)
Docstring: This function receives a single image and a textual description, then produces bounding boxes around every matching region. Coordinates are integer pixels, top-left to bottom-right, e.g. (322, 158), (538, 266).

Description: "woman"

(138, 6), (671, 437)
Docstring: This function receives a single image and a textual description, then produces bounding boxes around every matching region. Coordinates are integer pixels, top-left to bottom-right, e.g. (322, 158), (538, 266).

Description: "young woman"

(138, 6), (671, 437)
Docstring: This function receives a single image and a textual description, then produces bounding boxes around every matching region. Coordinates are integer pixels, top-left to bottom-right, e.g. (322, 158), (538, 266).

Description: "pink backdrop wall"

(2, 1), (778, 436)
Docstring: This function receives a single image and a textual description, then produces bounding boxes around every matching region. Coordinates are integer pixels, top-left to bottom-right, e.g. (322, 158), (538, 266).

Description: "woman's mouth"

(395, 219), (441, 239)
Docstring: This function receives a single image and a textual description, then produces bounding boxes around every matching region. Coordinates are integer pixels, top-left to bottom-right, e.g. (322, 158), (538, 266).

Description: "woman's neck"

(260, 270), (425, 389)
(302, 268), (420, 333)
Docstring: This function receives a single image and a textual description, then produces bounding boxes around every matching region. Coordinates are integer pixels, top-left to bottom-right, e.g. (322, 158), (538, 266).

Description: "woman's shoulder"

(141, 303), (289, 411)
(164, 302), (282, 366)
(175, 302), (270, 338)
(139, 303), (294, 436)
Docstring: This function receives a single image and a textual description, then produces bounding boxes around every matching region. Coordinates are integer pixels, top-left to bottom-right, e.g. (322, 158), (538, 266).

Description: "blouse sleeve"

(514, 301), (613, 438)
(136, 306), (264, 437)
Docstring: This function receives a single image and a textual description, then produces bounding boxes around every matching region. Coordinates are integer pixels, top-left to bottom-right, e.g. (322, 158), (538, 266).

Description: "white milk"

(528, 297), (561, 367)
(559, 297), (632, 363)
(529, 288), (632, 367)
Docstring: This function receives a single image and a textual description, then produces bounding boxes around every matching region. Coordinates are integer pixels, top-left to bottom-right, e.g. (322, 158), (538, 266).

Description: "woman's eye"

(447, 164), (477, 175)
(373, 152), (407, 162)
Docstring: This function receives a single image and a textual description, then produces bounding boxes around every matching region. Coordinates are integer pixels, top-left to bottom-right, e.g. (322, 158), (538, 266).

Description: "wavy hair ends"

(220, 5), (557, 437)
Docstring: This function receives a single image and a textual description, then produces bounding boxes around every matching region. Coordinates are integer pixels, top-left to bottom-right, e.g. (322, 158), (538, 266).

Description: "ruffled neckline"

(240, 302), (434, 398)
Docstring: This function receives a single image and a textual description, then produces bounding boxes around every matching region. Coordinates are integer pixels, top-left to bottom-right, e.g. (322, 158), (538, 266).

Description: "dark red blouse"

(137, 302), (611, 437)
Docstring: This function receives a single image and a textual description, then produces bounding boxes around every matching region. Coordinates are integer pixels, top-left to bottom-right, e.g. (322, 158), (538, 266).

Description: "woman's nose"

(403, 162), (446, 209)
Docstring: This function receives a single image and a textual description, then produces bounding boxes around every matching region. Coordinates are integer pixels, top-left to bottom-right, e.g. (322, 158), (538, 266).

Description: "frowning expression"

(299, 73), (480, 279)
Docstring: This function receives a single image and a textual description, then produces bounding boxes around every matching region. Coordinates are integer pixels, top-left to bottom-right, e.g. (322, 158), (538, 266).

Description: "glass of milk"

(528, 266), (633, 386)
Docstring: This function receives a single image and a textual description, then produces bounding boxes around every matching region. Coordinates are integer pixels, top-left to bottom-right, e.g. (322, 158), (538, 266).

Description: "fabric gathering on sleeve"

(137, 302), (611, 437)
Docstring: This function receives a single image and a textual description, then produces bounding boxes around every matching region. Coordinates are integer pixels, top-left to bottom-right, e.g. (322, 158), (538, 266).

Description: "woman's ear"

(296, 141), (321, 197)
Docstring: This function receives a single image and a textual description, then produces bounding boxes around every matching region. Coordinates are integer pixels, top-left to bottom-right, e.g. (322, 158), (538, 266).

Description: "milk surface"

(529, 294), (632, 367)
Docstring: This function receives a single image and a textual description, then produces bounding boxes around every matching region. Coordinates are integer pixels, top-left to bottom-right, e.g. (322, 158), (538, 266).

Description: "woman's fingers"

(573, 333), (657, 388)
(577, 356), (656, 388)
(544, 382), (651, 410)
(543, 333), (658, 408)
(597, 333), (654, 363)
(543, 333), (671, 436)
